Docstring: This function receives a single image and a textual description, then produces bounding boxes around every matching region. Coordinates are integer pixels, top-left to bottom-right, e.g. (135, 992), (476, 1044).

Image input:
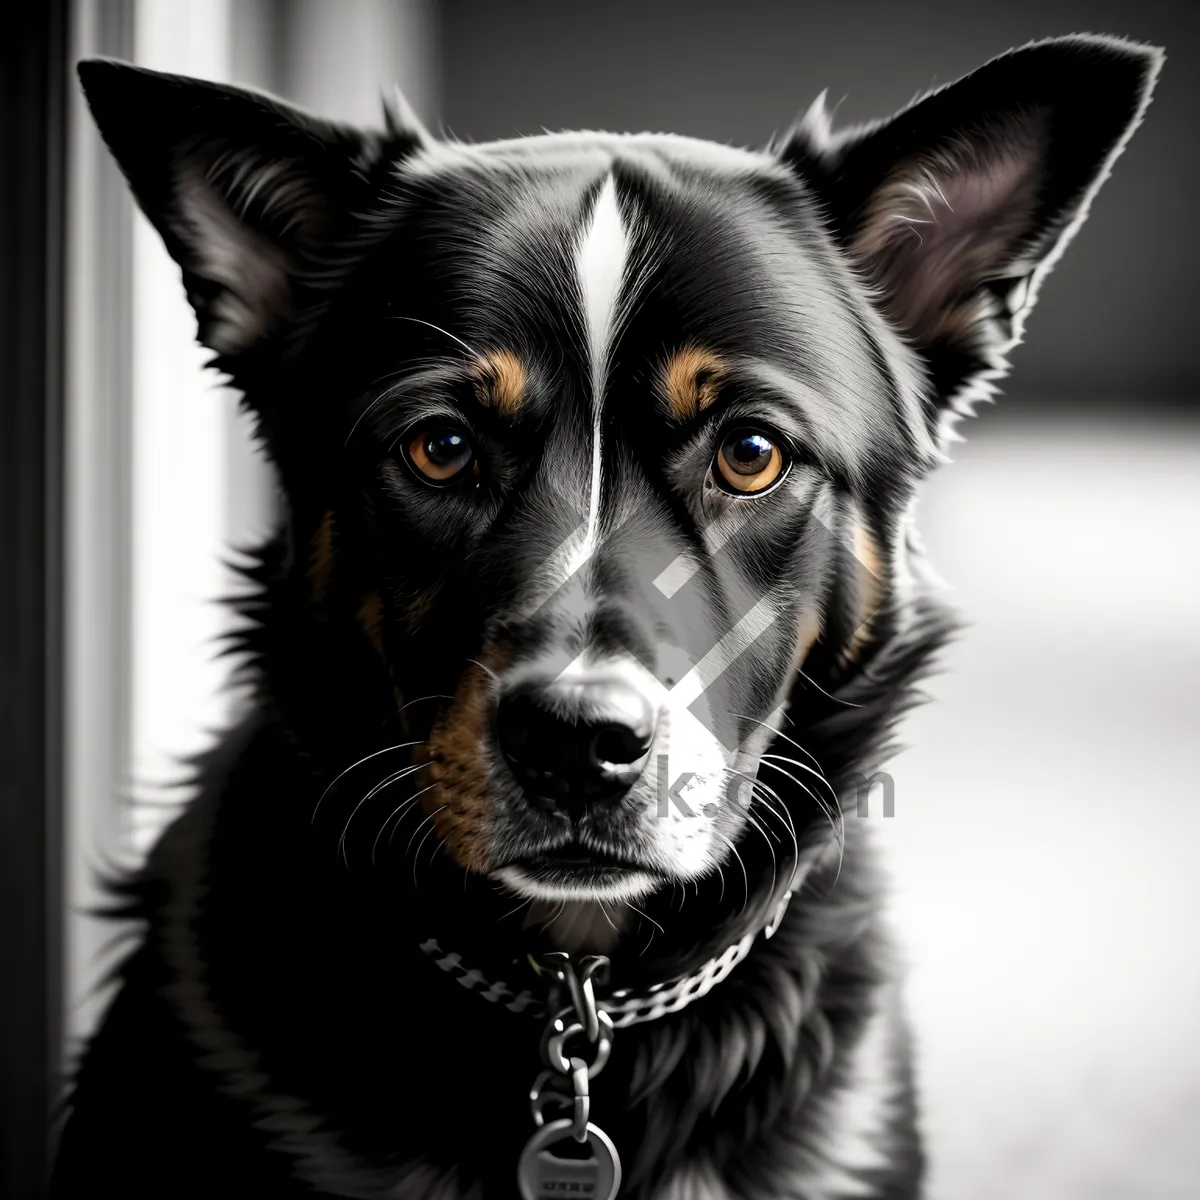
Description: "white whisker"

(759, 760), (845, 881)
(624, 899), (664, 937)
(798, 669), (863, 708)
(715, 833), (750, 918)
(763, 754), (845, 820)
(731, 712), (834, 783)
(338, 762), (425, 867)
(726, 764), (800, 856)
(752, 784), (798, 845)
(760, 758), (841, 834)
(373, 782), (437, 863)
(312, 740), (422, 825)
(746, 810), (778, 897)
(425, 831), (447, 871)
(499, 895), (533, 922)
(389, 315), (477, 357)
(399, 693), (454, 713)
(411, 807), (448, 889)
(404, 804), (444, 860)
(466, 658), (501, 684)
(747, 776), (811, 892)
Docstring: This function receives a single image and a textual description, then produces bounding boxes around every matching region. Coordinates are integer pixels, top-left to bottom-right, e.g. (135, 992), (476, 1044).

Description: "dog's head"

(80, 36), (1158, 935)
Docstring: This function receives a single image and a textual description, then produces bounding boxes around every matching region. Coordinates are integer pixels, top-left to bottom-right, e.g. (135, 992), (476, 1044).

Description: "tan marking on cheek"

(356, 591), (385, 659)
(471, 349), (526, 415)
(421, 651), (508, 872)
(308, 510), (336, 601)
(660, 345), (725, 420)
(404, 587), (438, 633)
(841, 520), (886, 665)
(794, 606), (823, 669)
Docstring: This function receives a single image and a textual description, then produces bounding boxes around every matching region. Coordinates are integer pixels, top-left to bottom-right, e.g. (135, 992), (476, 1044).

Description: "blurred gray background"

(61, 3), (1199, 1199)
(438, 0), (1198, 399)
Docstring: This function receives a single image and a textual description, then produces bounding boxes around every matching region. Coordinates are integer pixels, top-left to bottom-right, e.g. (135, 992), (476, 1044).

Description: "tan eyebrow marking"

(660, 345), (726, 420)
(470, 349), (527, 415)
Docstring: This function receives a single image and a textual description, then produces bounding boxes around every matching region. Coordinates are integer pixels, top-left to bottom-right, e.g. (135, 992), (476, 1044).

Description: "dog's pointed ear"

(780, 34), (1162, 434)
(77, 58), (429, 366)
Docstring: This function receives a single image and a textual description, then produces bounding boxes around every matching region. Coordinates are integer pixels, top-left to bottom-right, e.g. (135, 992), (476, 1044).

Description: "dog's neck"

(522, 899), (636, 955)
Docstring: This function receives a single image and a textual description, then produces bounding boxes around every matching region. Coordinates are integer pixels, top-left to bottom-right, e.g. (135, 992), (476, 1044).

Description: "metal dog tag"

(517, 1118), (621, 1199)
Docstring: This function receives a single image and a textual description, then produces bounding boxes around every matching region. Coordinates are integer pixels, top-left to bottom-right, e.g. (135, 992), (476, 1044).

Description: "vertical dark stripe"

(0, 2), (68, 1196)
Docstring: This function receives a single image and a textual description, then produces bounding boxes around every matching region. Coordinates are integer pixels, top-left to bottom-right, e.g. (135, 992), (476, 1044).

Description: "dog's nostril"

(590, 723), (651, 767)
(496, 676), (657, 808)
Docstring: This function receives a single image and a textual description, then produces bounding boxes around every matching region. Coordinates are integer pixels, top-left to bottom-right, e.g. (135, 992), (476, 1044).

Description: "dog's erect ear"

(77, 59), (428, 364)
(781, 34), (1161, 432)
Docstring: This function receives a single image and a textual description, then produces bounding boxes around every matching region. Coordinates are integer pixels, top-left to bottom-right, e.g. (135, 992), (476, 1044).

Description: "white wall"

(127, 0), (267, 854)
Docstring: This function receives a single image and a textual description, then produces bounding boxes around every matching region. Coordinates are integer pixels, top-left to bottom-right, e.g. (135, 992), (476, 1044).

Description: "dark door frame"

(1, 3), (68, 1196)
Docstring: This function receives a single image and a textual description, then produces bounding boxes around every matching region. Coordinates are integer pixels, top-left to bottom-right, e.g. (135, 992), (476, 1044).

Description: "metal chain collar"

(418, 886), (793, 1029)
(420, 888), (795, 1199)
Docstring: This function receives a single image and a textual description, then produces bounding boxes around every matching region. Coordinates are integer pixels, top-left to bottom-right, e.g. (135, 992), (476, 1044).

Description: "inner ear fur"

(780, 34), (1162, 430)
(78, 58), (428, 365)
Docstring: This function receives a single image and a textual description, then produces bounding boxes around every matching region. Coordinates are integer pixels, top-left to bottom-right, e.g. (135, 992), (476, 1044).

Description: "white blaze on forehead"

(575, 173), (630, 548)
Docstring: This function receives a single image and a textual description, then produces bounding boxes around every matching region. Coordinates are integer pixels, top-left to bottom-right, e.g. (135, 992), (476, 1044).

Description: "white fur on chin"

(495, 864), (659, 905)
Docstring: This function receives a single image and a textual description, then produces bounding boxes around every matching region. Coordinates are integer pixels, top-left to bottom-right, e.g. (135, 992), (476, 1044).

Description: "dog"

(55, 33), (1159, 1199)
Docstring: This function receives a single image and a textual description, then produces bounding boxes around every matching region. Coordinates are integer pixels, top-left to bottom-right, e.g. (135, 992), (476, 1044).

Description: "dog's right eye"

(404, 425), (478, 487)
(714, 428), (788, 495)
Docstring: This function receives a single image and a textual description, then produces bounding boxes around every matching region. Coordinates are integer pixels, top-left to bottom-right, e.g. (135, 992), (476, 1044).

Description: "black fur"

(54, 35), (1159, 1198)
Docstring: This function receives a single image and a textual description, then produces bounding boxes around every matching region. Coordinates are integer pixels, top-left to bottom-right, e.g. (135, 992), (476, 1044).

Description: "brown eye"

(405, 426), (476, 485)
(715, 429), (787, 494)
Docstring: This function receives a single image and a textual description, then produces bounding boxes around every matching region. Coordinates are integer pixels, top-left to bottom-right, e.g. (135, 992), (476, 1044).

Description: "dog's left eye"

(714, 429), (788, 495)
(404, 425), (477, 486)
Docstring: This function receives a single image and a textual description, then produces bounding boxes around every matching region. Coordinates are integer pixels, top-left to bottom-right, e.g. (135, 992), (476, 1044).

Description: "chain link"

(567, 1057), (590, 1142)
(527, 954), (615, 1147)
(542, 1008), (614, 1077)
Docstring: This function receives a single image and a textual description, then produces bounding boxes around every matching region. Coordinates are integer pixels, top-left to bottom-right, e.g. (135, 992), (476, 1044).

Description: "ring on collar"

(542, 1008), (614, 1077)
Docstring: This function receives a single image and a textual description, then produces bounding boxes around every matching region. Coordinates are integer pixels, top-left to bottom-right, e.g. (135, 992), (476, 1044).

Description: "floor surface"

(876, 402), (1200, 1199)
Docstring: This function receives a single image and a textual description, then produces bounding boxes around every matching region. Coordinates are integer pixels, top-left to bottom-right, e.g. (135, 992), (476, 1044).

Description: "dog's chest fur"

(55, 702), (929, 1200)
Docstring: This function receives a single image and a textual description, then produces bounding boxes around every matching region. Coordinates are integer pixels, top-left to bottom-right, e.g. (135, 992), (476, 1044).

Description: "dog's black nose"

(496, 675), (657, 809)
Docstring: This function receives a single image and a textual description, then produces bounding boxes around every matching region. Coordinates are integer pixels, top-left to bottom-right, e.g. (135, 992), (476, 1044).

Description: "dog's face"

(81, 37), (1158, 912)
(334, 139), (932, 903)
